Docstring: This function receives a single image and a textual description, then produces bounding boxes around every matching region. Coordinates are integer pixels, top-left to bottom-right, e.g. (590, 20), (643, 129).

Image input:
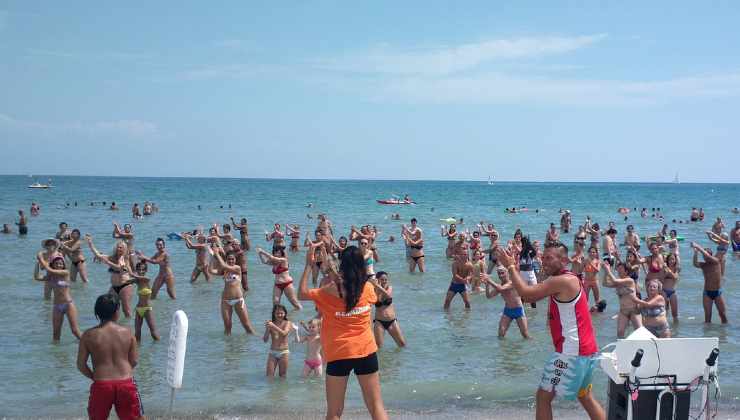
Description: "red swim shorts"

(88, 377), (143, 420)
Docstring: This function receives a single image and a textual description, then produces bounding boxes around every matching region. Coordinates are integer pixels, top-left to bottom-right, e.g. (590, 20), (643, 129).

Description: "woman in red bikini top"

(644, 242), (665, 282)
(257, 246), (303, 310)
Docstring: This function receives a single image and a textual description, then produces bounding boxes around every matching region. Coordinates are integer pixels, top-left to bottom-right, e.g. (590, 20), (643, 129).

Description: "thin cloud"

(0, 113), (160, 138)
(363, 72), (740, 106)
(314, 34), (606, 76)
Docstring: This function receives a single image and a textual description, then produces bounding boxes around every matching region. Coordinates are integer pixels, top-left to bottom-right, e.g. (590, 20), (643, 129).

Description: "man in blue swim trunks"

(692, 242), (728, 324)
(444, 251), (473, 310)
(483, 265), (530, 338)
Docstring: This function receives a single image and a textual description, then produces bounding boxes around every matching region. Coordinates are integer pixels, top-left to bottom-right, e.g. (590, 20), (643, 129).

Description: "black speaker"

(607, 379), (692, 420)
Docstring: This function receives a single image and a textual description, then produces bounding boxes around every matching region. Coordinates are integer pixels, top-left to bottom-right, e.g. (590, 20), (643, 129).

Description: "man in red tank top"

(495, 242), (605, 420)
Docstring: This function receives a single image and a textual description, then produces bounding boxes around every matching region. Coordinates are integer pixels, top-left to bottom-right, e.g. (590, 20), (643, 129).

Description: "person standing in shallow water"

(692, 242), (728, 324)
(77, 294), (144, 420)
(495, 242), (605, 420)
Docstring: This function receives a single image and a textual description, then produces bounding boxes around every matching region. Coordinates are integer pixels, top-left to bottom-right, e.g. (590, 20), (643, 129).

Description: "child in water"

(483, 265), (530, 338)
(263, 304), (296, 378)
(298, 318), (323, 377)
(130, 261), (160, 342)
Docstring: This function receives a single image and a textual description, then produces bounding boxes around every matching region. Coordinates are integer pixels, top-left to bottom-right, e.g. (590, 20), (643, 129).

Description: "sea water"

(0, 175), (737, 417)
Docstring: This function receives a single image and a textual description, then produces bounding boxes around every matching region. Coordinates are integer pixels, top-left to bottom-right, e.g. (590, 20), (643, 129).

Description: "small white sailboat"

(673, 172), (680, 184)
(28, 178), (53, 189)
(487, 176), (494, 185)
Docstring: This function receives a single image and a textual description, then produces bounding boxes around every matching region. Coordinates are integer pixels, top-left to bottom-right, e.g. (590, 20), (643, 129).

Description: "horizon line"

(2, 173), (739, 185)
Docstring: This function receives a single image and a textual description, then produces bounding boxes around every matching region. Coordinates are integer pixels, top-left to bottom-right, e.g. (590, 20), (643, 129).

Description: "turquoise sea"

(0, 175), (738, 417)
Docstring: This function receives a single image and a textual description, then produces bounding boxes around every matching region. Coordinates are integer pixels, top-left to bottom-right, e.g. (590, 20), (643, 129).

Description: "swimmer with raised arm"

(208, 242), (256, 335)
(136, 238), (176, 300)
(370, 271), (406, 347)
(482, 265), (530, 338)
(601, 261), (642, 338)
(59, 229), (89, 283)
(256, 246), (303, 310)
(444, 252), (473, 310)
(230, 217), (251, 251)
(494, 242), (605, 420)
(86, 235), (136, 318)
(129, 261), (160, 341)
(692, 242), (727, 324)
(36, 254), (82, 341)
(183, 232), (212, 283)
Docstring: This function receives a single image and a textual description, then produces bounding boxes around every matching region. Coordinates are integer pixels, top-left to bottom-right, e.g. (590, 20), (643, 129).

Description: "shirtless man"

(77, 294), (144, 420)
(444, 252), (473, 310)
(602, 228), (619, 265)
(623, 225), (640, 250)
(692, 242), (728, 324)
(183, 233), (211, 283)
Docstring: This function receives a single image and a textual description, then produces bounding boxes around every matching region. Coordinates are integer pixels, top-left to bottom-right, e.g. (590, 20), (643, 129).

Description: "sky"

(1, 2), (739, 182)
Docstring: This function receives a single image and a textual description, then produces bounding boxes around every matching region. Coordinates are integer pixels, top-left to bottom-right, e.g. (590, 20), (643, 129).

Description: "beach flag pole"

(166, 310), (189, 416)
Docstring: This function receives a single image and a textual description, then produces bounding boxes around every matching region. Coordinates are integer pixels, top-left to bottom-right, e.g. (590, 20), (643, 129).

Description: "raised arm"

(37, 255), (69, 277)
(298, 242), (319, 300)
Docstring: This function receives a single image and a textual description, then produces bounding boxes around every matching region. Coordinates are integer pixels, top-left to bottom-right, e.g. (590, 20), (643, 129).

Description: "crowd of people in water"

(9, 198), (740, 420)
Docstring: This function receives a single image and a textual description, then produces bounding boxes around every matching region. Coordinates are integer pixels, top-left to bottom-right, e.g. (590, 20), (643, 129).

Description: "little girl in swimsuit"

(130, 261), (160, 342)
(256, 246), (303, 310)
(263, 304), (296, 378)
(298, 318), (323, 377)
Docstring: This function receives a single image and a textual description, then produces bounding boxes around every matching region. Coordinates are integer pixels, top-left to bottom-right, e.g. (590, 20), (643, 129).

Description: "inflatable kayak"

(440, 218), (457, 224)
(377, 199), (415, 205)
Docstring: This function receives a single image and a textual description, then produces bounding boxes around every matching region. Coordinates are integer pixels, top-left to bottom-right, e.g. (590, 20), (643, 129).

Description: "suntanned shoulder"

(548, 272), (581, 300)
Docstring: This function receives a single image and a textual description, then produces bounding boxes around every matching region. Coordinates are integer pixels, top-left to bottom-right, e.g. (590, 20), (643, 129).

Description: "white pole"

(168, 387), (176, 416)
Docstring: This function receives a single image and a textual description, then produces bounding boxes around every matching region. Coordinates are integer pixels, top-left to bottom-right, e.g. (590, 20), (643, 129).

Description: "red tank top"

(548, 270), (598, 356)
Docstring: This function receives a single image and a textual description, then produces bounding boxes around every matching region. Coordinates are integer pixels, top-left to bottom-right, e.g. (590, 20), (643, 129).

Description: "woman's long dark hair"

(338, 245), (367, 312)
(521, 235), (536, 259)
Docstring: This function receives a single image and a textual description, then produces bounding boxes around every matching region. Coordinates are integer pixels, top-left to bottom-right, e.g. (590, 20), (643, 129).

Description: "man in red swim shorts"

(77, 294), (145, 420)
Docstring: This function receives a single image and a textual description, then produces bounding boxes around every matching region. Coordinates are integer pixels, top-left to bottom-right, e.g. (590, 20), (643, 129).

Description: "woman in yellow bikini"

(130, 261), (160, 342)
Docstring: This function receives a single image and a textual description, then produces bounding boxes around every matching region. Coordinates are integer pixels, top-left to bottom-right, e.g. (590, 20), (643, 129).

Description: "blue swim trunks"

(503, 306), (525, 320)
(448, 282), (466, 294)
(539, 353), (598, 400)
(704, 289), (722, 300)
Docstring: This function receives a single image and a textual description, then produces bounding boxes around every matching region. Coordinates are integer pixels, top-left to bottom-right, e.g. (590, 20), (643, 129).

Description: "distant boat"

(28, 179), (53, 189)
(487, 176), (494, 185)
(673, 172), (680, 184)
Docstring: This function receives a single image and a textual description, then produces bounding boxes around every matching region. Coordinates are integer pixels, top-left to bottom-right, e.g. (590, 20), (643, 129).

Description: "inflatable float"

(440, 217), (457, 224)
(377, 199), (415, 205)
(167, 232), (183, 241)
